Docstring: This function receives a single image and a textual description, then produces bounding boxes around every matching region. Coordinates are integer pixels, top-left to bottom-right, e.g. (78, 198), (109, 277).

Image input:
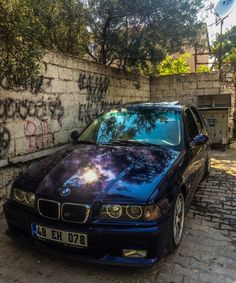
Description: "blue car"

(4, 102), (210, 267)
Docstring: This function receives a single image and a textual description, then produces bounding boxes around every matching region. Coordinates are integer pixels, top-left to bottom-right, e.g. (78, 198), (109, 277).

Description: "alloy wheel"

(173, 193), (185, 246)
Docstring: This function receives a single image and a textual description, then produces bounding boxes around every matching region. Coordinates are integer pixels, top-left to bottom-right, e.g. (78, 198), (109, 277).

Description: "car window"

(184, 108), (199, 140)
(190, 107), (203, 133)
(79, 108), (183, 147)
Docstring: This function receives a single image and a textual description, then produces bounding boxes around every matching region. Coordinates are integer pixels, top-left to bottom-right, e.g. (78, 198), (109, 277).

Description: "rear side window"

(184, 108), (199, 140)
(190, 107), (203, 132)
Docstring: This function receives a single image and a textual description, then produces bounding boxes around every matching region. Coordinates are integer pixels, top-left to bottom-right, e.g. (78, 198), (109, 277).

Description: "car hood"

(15, 144), (181, 204)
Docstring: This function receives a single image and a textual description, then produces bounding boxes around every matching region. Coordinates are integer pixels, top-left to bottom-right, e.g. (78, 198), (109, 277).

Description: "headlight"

(25, 192), (36, 206)
(14, 189), (25, 202)
(106, 204), (123, 218)
(144, 204), (161, 221)
(126, 205), (143, 219)
(99, 204), (161, 221)
(12, 188), (35, 207)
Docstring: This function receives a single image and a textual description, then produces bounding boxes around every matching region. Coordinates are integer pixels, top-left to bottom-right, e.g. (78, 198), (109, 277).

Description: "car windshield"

(78, 108), (183, 147)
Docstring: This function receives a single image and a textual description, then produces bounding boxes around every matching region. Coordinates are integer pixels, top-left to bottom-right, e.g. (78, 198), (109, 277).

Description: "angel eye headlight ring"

(106, 204), (123, 219)
(126, 205), (143, 219)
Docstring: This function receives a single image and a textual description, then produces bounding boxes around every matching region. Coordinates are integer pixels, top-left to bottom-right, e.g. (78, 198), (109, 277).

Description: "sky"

(202, 0), (236, 42)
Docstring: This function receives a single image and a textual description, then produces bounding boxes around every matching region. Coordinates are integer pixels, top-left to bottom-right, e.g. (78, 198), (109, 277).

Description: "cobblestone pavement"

(0, 150), (235, 283)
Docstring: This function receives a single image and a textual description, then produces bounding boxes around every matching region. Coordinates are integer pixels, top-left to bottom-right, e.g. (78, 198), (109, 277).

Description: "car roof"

(114, 101), (185, 110)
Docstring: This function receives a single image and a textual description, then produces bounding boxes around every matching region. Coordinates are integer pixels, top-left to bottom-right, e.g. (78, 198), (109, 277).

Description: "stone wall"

(150, 71), (236, 139)
(0, 52), (150, 211)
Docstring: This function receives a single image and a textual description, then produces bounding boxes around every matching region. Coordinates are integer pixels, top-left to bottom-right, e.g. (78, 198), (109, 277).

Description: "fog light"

(123, 249), (147, 258)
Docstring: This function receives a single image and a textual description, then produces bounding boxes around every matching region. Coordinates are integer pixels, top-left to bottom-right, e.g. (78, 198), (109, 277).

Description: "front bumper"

(3, 201), (169, 267)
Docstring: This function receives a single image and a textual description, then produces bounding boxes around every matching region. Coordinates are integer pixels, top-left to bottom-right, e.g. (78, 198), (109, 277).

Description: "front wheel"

(168, 192), (185, 252)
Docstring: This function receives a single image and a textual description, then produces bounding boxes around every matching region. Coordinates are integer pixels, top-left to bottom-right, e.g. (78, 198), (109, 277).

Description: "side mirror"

(70, 131), (80, 144)
(192, 134), (209, 147)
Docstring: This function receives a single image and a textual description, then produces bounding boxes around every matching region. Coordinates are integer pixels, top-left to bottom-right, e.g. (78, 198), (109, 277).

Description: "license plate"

(31, 224), (88, 248)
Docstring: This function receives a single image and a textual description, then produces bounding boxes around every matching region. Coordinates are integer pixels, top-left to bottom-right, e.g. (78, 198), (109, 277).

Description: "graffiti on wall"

(0, 126), (11, 158)
(24, 120), (53, 151)
(0, 96), (64, 158)
(78, 72), (121, 125)
(78, 73), (110, 103)
(0, 71), (123, 158)
(0, 97), (64, 123)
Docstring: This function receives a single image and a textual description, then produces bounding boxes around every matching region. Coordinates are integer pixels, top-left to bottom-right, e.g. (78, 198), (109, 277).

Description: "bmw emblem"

(58, 187), (71, 197)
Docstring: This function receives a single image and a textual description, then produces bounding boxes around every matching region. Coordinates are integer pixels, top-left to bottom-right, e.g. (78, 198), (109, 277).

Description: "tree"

(212, 25), (236, 72)
(84, 0), (204, 72)
(0, 0), (87, 91)
(156, 53), (191, 76)
(0, 0), (43, 90)
(224, 48), (236, 72)
(196, 65), (210, 73)
(31, 0), (87, 55)
(0, 0), (204, 90)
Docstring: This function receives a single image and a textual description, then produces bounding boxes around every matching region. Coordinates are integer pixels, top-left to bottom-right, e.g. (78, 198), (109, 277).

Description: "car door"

(190, 107), (209, 171)
(183, 107), (205, 205)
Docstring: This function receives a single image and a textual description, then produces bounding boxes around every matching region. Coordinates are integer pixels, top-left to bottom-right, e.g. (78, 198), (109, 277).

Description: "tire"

(204, 156), (211, 178)
(168, 192), (185, 253)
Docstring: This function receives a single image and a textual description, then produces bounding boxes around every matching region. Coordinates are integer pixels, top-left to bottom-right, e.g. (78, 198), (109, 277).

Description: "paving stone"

(157, 272), (184, 283)
(183, 276), (205, 283)
(199, 272), (226, 283)
(173, 264), (200, 280)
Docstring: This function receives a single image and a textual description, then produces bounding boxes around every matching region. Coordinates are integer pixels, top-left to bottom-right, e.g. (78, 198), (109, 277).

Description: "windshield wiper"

(107, 140), (162, 148)
(76, 140), (97, 145)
